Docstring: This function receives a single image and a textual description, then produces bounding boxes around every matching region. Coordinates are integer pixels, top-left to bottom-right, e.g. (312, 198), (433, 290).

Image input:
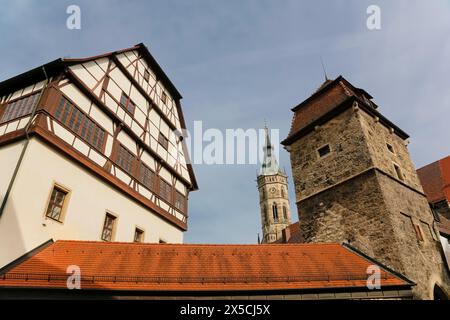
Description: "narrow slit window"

(386, 143), (395, 154)
(413, 224), (424, 242)
(318, 144), (331, 158)
(394, 164), (404, 181)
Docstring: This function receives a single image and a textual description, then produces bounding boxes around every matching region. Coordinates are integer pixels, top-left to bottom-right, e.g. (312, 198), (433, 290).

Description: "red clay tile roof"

(282, 76), (409, 146)
(417, 156), (450, 203)
(0, 240), (411, 292)
(417, 160), (445, 203)
(285, 78), (352, 142)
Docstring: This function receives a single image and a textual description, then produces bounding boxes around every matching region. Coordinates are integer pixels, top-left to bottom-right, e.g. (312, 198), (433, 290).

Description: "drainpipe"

(0, 66), (50, 219)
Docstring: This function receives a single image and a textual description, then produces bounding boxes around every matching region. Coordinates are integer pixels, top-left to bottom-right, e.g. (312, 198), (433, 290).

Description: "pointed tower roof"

(260, 125), (283, 176)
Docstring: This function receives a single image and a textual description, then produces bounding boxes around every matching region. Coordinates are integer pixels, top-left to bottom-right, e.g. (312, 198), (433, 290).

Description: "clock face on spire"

(270, 187), (276, 194)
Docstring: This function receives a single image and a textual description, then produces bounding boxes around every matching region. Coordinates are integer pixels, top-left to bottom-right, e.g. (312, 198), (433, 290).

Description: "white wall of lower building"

(0, 138), (183, 268)
(0, 141), (24, 206)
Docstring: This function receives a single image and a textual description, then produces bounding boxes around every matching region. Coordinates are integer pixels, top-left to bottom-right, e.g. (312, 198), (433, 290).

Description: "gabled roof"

(0, 43), (198, 191)
(417, 156), (450, 204)
(282, 76), (409, 146)
(0, 240), (412, 292)
(0, 43), (181, 99)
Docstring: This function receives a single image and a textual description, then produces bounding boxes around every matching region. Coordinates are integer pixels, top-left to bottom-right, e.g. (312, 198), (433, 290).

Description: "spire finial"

(320, 56), (328, 81)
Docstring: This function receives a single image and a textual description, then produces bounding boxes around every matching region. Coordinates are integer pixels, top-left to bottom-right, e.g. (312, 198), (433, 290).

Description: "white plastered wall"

(0, 138), (183, 268)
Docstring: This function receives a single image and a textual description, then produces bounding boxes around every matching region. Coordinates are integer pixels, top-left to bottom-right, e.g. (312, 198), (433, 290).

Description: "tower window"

(134, 227), (144, 243)
(283, 206), (288, 220)
(281, 187), (285, 198)
(413, 223), (424, 242)
(101, 213), (117, 242)
(386, 143), (395, 154)
(272, 203), (279, 222)
(393, 163), (404, 181)
(45, 185), (69, 222)
(317, 144), (331, 158)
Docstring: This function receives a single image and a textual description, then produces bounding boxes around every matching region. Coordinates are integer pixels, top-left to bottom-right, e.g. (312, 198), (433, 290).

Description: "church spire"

(260, 124), (281, 176)
(257, 123), (292, 243)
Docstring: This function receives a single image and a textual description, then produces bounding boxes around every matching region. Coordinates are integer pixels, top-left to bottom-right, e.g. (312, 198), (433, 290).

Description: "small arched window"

(281, 188), (285, 198)
(283, 206), (288, 220)
(272, 203), (279, 222)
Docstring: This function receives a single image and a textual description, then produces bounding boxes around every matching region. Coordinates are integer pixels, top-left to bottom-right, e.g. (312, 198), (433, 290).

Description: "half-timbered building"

(0, 43), (197, 267)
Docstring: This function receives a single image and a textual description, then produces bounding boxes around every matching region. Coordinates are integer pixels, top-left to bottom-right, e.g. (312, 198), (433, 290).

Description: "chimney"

(282, 226), (291, 243)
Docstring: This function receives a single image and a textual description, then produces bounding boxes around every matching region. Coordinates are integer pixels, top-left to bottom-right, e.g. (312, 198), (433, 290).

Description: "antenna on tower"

(320, 56), (329, 81)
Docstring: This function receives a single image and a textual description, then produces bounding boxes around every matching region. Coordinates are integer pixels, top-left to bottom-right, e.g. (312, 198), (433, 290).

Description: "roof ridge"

(54, 240), (342, 247)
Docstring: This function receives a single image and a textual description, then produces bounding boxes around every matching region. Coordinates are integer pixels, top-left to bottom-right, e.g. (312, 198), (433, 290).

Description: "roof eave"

(0, 59), (64, 96)
(282, 96), (409, 146)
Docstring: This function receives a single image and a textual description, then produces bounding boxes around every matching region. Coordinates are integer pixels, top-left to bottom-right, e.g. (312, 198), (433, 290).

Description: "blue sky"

(1, 0), (450, 243)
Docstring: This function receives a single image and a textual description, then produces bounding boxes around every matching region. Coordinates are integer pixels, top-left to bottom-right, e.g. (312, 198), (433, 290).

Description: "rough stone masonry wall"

(377, 173), (450, 299)
(297, 170), (402, 267)
(290, 108), (374, 203)
(358, 109), (423, 192)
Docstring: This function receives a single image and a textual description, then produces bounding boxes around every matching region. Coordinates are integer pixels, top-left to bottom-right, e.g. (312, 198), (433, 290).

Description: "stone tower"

(282, 76), (450, 299)
(257, 126), (292, 243)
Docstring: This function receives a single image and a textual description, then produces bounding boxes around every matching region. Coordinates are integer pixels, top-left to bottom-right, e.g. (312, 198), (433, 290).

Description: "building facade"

(257, 127), (292, 243)
(0, 44), (197, 268)
(282, 76), (450, 299)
